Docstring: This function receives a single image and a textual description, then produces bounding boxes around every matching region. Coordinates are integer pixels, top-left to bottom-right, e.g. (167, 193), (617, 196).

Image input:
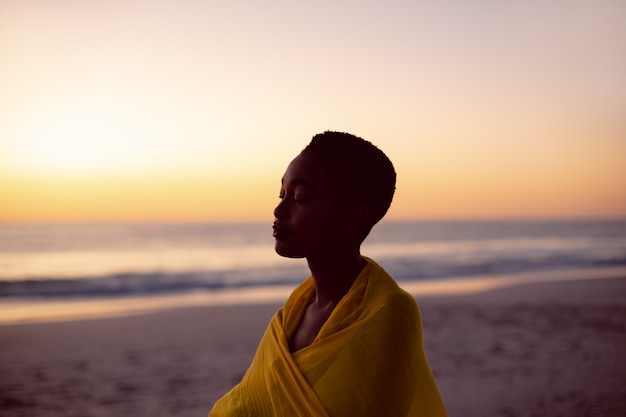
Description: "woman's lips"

(272, 222), (289, 239)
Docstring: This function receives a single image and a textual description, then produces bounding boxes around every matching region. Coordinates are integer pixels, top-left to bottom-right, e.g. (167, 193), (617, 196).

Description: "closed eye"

(278, 193), (308, 203)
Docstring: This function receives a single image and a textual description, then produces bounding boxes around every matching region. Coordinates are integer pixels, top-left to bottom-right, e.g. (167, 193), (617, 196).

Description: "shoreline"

(1, 271), (625, 416)
(1, 265), (625, 326)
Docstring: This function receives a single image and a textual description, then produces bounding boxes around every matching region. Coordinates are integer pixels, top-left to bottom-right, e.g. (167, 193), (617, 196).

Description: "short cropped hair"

(301, 131), (396, 242)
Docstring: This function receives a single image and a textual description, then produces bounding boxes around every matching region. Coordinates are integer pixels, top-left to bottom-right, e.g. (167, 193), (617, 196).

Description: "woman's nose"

(274, 198), (287, 220)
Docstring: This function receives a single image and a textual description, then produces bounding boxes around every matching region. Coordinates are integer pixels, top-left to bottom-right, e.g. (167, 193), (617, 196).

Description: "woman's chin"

(274, 242), (305, 259)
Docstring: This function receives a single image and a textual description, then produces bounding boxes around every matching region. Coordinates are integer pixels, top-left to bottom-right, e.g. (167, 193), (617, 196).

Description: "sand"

(1, 270), (625, 417)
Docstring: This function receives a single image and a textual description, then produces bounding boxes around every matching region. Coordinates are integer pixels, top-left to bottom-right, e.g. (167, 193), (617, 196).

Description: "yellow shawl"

(209, 258), (447, 417)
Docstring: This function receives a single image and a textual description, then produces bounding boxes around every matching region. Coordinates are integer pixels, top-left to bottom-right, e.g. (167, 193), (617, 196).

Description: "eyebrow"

(280, 178), (317, 191)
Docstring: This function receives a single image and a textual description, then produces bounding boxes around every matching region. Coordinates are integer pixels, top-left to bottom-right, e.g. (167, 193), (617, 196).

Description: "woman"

(209, 131), (447, 416)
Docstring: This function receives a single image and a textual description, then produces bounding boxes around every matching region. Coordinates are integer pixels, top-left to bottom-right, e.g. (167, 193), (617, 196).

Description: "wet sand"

(1, 270), (625, 416)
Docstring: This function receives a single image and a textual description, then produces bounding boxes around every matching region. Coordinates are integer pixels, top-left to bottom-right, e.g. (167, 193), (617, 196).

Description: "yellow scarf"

(209, 258), (447, 417)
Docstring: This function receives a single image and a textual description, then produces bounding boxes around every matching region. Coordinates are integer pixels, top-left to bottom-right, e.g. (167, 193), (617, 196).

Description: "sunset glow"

(1, 1), (625, 222)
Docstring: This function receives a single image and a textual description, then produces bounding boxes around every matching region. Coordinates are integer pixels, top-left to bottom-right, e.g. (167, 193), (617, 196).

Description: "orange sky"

(1, 1), (625, 222)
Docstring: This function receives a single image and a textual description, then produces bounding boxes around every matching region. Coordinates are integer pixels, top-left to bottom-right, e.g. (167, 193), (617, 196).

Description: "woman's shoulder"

(365, 258), (420, 316)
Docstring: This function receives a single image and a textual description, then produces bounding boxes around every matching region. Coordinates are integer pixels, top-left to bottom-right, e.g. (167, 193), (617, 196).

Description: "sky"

(1, 0), (625, 222)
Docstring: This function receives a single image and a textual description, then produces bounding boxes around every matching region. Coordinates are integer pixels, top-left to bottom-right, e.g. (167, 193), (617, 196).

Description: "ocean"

(2, 219), (625, 299)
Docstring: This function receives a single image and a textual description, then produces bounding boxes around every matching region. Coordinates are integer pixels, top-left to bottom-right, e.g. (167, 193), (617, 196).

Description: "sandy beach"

(1, 269), (625, 417)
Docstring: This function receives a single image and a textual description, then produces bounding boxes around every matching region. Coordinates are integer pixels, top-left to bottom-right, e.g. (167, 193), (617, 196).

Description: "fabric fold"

(209, 258), (447, 417)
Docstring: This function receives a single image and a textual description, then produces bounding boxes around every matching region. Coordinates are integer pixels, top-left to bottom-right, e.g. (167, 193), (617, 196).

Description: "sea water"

(1, 220), (625, 322)
(2, 219), (625, 297)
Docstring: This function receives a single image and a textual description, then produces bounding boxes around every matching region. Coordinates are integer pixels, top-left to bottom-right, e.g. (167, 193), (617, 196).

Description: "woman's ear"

(342, 203), (368, 237)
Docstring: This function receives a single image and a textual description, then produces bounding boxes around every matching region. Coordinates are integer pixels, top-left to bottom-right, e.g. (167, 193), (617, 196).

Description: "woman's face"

(272, 153), (351, 259)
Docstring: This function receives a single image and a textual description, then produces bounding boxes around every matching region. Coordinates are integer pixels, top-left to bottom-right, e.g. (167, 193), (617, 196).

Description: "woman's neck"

(306, 250), (366, 307)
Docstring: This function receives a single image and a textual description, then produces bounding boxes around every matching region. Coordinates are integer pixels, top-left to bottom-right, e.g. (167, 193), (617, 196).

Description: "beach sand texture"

(1, 273), (625, 417)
